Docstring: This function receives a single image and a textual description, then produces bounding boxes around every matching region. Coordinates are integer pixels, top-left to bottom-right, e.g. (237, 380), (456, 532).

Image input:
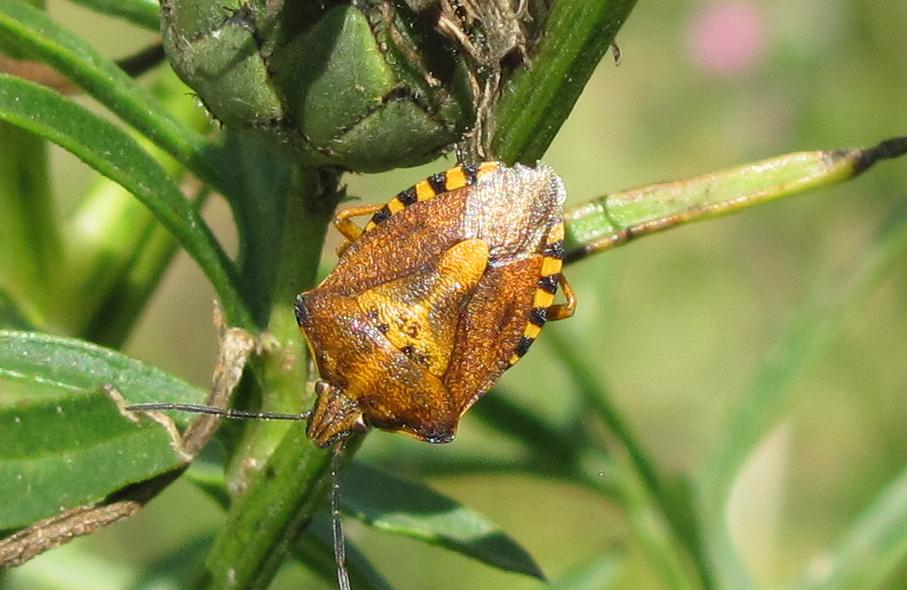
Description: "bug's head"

(307, 381), (366, 447)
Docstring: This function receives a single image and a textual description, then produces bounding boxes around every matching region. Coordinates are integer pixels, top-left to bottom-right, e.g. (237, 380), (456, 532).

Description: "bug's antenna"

(126, 402), (312, 422)
(331, 438), (351, 590)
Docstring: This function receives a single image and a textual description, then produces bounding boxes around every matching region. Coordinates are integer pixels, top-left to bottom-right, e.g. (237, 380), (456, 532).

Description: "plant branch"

(492, 0), (639, 164)
(563, 137), (907, 263)
(204, 167), (343, 590)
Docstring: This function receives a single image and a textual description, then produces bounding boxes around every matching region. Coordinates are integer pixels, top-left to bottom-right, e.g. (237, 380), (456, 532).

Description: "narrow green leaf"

(0, 75), (252, 327)
(564, 138), (907, 262)
(544, 329), (705, 590)
(0, 331), (205, 415)
(787, 467), (907, 590)
(129, 535), (213, 590)
(698, 212), (907, 588)
(493, 0), (638, 163)
(0, 121), (59, 321)
(0, 0), (227, 192)
(0, 330), (204, 529)
(470, 387), (580, 471)
(702, 211), (907, 499)
(63, 68), (215, 343)
(0, 290), (34, 330)
(68, 0), (159, 31)
(299, 516), (394, 590)
(343, 463), (545, 580)
(548, 550), (624, 590)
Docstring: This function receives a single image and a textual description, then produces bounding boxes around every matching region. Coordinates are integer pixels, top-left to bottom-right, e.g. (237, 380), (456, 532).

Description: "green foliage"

(0, 1), (905, 589)
(342, 463), (544, 579)
(0, 331), (203, 529)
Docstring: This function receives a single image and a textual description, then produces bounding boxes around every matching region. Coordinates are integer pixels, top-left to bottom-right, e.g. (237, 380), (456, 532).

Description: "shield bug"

(128, 161), (575, 589)
(296, 160), (576, 447)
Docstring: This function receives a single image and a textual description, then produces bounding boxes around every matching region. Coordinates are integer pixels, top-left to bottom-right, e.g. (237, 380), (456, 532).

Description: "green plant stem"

(580, 448), (694, 590)
(546, 330), (708, 590)
(563, 138), (907, 262)
(61, 69), (212, 340)
(492, 0), (638, 164)
(201, 421), (332, 590)
(0, 121), (58, 325)
(82, 188), (210, 348)
(204, 167), (342, 590)
(226, 169), (340, 489)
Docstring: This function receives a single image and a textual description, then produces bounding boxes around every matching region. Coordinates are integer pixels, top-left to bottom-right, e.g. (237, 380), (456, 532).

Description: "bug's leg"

(546, 274), (577, 321)
(333, 204), (385, 243)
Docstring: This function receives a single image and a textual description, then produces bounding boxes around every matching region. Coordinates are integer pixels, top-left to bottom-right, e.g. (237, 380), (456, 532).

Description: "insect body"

(296, 162), (576, 447)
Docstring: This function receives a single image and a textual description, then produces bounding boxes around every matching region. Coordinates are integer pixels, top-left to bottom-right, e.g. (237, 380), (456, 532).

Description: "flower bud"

(162, 1), (474, 171)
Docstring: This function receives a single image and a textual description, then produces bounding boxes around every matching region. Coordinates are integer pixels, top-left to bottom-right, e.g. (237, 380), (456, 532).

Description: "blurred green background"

(7, 1), (907, 588)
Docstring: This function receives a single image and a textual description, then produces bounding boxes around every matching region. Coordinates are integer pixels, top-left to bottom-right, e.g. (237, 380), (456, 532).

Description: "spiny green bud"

(162, 1), (474, 172)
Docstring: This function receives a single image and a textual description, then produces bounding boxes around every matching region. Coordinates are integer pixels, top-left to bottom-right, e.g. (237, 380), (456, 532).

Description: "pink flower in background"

(689, 2), (766, 76)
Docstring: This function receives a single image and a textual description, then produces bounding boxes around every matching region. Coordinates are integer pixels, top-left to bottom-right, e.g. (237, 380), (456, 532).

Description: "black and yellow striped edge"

(508, 223), (566, 366)
(362, 162), (501, 233)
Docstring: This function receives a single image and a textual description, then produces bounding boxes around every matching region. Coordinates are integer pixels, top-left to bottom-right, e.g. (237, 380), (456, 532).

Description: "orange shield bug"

(296, 161), (576, 447)
(127, 161), (576, 589)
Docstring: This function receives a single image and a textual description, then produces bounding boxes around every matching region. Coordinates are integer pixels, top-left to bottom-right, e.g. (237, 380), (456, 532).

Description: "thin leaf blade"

(0, 0), (225, 190)
(0, 330), (204, 530)
(788, 467), (907, 590)
(343, 463), (545, 580)
(0, 74), (251, 327)
(549, 550), (624, 590)
(0, 290), (33, 330)
(68, 0), (159, 31)
(564, 138), (907, 262)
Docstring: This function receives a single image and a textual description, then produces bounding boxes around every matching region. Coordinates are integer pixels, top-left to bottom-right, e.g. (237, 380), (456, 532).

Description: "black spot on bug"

(543, 239), (566, 259)
(428, 172), (447, 194)
(528, 307), (547, 326)
(515, 336), (534, 358)
(398, 186), (417, 206)
(401, 345), (416, 357)
(377, 323), (389, 334)
(538, 275), (559, 294)
(372, 205), (391, 224)
(462, 163), (478, 186)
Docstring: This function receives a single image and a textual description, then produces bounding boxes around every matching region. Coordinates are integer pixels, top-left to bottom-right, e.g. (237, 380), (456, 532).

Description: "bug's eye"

(294, 294), (310, 325)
